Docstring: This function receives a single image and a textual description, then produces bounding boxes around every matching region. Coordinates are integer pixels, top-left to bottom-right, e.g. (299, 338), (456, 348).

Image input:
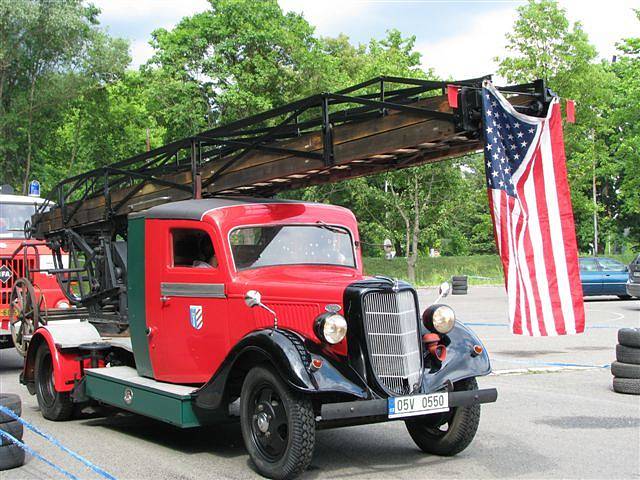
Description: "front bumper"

(626, 282), (640, 298)
(320, 387), (497, 423)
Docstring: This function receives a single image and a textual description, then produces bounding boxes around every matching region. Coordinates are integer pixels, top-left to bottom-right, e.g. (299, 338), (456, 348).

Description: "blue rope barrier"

(0, 405), (117, 480)
(0, 428), (80, 479)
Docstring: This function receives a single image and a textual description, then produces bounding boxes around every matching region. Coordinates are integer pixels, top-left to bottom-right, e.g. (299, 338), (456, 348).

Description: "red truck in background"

(0, 184), (69, 352)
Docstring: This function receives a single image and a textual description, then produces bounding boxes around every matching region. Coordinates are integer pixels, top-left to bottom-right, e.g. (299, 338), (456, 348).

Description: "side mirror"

(439, 281), (451, 298)
(244, 290), (262, 308)
(244, 290), (278, 330)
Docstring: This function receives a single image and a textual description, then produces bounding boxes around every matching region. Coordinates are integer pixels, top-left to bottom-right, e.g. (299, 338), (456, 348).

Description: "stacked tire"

(612, 328), (640, 395)
(0, 394), (25, 471)
(451, 276), (468, 295)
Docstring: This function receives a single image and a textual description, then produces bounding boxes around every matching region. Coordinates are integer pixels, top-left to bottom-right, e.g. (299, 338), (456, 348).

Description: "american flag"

(482, 81), (585, 336)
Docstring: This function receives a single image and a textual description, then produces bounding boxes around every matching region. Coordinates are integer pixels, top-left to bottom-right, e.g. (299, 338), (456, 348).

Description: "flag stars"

(528, 128), (535, 134)
(486, 127), (493, 134)
(517, 131), (524, 138)
(521, 141), (528, 147)
(486, 144), (493, 151)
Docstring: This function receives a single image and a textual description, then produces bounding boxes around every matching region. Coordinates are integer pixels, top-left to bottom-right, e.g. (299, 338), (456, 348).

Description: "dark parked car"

(627, 254), (640, 298)
(579, 257), (631, 299)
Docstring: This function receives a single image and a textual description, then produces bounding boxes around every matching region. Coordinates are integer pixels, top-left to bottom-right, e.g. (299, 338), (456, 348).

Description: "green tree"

(607, 10), (640, 246)
(0, 0), (129, 192)
(496, 0), (622, 253)
(146, 0), (323, 127)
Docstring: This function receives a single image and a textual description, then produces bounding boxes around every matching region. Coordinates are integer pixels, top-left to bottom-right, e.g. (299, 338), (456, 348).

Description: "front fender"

(420, 321), (491, 393)
(194, 329), (369, 410)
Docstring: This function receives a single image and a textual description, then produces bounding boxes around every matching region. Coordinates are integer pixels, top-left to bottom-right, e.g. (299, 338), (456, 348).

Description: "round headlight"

(422, 305), (456, 334)
(314, 313), (348, 344)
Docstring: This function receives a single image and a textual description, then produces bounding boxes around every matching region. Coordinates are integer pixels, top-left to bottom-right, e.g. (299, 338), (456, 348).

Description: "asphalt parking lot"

(1, 286), (639, 479)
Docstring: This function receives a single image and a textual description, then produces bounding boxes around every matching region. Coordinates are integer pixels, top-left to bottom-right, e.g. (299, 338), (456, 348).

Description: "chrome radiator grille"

(362, 290), (422, 395)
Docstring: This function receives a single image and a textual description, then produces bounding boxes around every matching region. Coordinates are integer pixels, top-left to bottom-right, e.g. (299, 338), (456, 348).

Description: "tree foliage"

(0, 0), (129, 192)
(497, 0), (637, 252)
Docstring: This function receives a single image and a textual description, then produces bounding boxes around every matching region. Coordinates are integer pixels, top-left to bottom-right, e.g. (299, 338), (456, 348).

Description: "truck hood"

(230, 265), (365, 304)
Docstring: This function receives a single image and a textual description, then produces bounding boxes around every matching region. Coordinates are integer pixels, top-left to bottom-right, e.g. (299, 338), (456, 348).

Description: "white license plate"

(388, 392), (449, 419)
(633, 271), (640, 278)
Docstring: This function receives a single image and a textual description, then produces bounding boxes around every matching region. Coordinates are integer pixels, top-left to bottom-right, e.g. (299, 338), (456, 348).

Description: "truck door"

(146, 220), (229, 384)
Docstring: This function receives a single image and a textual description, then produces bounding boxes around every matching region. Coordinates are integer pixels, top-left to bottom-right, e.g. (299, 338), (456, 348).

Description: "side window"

(171, 229), (218, 269)
(579, 258), (598, 272)
(597, 258), (626, 272)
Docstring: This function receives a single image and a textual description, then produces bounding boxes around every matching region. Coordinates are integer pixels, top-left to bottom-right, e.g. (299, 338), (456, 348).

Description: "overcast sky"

(92, 0), (638, 80)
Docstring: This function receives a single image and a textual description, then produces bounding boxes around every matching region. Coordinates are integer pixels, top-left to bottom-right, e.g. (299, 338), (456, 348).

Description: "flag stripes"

(482, 81), (585, 336)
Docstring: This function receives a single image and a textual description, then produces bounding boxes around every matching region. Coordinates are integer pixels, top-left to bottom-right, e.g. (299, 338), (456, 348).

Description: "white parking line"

(491, 365), (607, 376)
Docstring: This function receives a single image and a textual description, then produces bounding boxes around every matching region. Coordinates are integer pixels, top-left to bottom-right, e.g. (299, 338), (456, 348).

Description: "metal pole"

(592, 152), (598, 255)
(191, 139), (198, 199)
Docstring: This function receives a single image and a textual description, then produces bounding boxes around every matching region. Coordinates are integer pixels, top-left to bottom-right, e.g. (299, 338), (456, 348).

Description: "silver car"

(627, 254), (640, 298)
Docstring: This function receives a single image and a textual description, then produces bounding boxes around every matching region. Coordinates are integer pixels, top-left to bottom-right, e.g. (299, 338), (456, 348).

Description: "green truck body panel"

(84, 368), (213, 428)
(127, 217), (154, 378)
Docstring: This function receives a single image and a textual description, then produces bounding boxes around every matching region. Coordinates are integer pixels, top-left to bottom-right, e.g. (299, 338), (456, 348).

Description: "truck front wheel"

(34, 343), (73, 421)
(405, 377), (480, 456)
(240, 365), (315, 480)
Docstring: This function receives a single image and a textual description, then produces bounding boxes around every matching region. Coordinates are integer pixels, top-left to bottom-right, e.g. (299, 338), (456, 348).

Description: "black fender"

(420, 321), (492, 393)
(194, 329), (370, 410)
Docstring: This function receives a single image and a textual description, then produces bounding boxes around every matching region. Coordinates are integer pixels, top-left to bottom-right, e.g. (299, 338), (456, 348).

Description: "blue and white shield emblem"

(189, 305), (203, 330)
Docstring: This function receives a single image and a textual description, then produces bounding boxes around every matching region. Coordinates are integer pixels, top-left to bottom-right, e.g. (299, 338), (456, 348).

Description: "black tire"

(611, 361), (640, 379)
(0, 443), (25, 471)
(612, 377), (640, 395)
(618, 328), (640, 348)
(616, 344), (640, 365)
(240, 365), (315, 480)
(0, 394), (21, 423)
(34, 343), (74, 421)
(451, 276), (467, 282)
(0, 420), (23, 446)
(618, 295), (633, 300)
(405, 377), (480, 456)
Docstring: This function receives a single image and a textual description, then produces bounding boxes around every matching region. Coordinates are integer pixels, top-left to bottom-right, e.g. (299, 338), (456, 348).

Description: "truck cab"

(0, 186), (68, 350)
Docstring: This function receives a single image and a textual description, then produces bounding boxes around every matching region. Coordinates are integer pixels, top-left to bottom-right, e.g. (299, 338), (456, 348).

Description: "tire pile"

(0, 394), (25, 471)
(451, 275), (468, 295)
(612, 328), (640, 395)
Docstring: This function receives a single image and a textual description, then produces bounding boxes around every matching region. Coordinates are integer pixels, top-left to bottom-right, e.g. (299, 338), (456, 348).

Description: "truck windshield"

(229, 224), (356, 270)
(0, 202), (39, 239)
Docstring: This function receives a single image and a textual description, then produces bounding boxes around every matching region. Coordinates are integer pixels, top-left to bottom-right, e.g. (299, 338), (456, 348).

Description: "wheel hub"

(249, 387), (289, 461)
(256, 411), (270, 433)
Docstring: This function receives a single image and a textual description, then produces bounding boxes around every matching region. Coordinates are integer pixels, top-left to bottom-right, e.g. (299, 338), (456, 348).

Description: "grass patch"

(362, 255), (504, 286)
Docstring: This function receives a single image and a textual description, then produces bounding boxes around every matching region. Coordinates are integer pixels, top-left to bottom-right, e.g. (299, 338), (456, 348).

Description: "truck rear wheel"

(405, 377), (480, 456)
(240, 365), (315, 480)
(34, 343), (73, 421)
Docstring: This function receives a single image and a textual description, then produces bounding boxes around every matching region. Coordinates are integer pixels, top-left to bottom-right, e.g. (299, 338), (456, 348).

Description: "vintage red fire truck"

(14, 77), (553, 479)
(0, 185), (69, 353)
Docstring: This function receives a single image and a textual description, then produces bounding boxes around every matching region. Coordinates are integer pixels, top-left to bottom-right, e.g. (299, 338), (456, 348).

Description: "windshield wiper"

(315, 220), (346, 234)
